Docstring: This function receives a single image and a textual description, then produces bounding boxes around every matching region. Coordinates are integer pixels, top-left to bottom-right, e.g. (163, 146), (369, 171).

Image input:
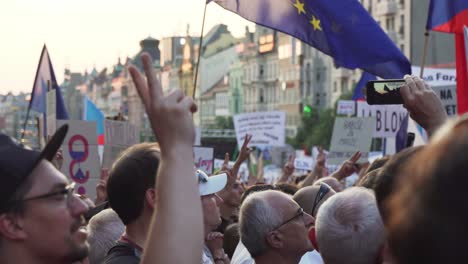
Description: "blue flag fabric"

(395, 113), (409, 153)
(352, 72), (376, 101)
(209, 0), (411, 78)
(30, 46), (69, 120)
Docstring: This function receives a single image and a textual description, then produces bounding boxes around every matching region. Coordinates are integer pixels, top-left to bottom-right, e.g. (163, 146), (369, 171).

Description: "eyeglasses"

(272, 208), (305, 231)
(17, 182), (76, 205)
(310, 183), (330, 217)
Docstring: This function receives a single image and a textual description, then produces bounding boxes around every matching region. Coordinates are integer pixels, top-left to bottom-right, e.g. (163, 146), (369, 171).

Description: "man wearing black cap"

(0, 125), (90, 264)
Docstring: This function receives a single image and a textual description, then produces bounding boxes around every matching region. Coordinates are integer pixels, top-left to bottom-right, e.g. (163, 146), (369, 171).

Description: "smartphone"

(406, 132), (415, 148)
(366, 79), (405, 105)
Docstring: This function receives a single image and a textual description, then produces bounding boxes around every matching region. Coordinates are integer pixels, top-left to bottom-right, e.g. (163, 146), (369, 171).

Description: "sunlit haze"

(0, 0), (253, 94)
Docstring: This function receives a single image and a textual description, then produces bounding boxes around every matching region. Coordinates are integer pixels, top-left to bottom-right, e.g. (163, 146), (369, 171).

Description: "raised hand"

(237, 134), (253, 164)
(400, 75), (447, 137)
(128, 53), (197, 152)
(332, 151), (361, 180)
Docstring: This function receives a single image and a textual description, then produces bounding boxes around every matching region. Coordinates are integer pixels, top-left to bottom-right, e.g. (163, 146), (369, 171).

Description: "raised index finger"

(141, 53), (163, 101)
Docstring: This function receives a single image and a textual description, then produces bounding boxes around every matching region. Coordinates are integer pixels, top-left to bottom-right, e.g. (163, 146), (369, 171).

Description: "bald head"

(314, 177), (344, 192)
(294, 184), (336, 216)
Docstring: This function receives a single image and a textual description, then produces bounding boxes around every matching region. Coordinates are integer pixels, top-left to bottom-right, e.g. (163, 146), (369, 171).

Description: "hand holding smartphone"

(366, 79), (405, 105)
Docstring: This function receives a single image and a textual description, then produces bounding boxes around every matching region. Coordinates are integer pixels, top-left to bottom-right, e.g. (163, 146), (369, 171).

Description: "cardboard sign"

(46, 89), (56, 137)
(194, 147), (214, 174)
(234, 111), (286, 148)
(102, 120), (140, 170)
(294, 157), (314, 171)
(356, 102), (408, 138)
(328, 117), (375, 165)
(337, 100), (356, 116)
(57, 120), (101, 199)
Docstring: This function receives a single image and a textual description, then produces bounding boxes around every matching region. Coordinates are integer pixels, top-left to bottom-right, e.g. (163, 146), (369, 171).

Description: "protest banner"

(412, 66), (457, 116)
(102, 120), (140, 169)
(233, 111), (286, 149)
(294, 157), (314, 171)
(46, 89), (56, 137)
(194, 147), (214, 174)
(57, 120), (100, 199)
(328, 117), (375, 165)
(337, 100), (356, 116)
(356, 102), (408, 137)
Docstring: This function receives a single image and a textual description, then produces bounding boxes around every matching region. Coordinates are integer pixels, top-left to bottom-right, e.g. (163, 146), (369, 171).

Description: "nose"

(70, 194), (90, 216)
(303, 212), (315, 227)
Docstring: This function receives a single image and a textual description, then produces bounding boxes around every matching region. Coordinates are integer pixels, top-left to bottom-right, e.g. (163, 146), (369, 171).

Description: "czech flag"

(83, 96), (105, 145)
(427, 0), (468, 113)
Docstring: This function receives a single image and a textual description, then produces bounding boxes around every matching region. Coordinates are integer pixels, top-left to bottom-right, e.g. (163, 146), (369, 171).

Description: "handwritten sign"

(57, 120), (101, 199)
(328, 117), (375, 165)
(294, 157), (314, 171)
(233, 111), (286, 148)
(102, 120), (140, 169)
(337, 100), (356, 116)
(432, 85), (457, 116)
(194, 147), (214, 174)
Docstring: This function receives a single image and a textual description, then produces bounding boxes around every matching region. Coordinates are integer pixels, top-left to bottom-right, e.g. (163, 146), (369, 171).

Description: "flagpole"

(193, 1), (208, 99)
(20, 46), (48, 144)
(420, 31), (430, 78)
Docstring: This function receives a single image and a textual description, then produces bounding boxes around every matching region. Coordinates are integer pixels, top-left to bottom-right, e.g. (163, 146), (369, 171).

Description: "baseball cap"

(0, 124), (68, 213)
(196, 169), (227, 196)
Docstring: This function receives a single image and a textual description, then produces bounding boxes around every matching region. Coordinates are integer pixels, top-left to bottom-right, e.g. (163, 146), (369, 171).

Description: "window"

(333, 81), (337, 92)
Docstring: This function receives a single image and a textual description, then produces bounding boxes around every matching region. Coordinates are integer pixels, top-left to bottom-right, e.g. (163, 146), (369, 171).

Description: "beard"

(65, 239), (89, 263)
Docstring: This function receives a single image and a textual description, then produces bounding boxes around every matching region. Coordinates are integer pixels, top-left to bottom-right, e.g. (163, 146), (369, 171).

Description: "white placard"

(294, 157), (314, 171)
(337, 100), (356, 115)
(432, 85), (457, 116)
(412, 66), (456, 87)
(57, 120), (101, 199)
(213, 159), (235, 172)
(233, 111), (286, 148)
(194, 147), (214, 174)
(356, 102), (408, 138)
(102, 120), (140, 169)
(328, 117), (375, 165)
(46, 89), (56, 137)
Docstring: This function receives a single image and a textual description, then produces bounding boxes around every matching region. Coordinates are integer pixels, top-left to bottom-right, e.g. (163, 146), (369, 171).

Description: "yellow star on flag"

(293, 0), (306, 15)
(310, 16), (322, 31)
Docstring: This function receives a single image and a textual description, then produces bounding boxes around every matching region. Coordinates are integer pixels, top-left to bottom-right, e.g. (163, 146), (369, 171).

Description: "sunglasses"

(272, 207), (305, 231)
(311, 183), (330, 217)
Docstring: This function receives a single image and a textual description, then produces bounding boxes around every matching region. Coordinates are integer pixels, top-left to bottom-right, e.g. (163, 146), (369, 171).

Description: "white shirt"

(231, 241), (323, 264)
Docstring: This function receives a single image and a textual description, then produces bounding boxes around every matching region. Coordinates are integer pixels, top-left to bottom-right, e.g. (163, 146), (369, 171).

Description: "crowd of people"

(0, 52), (465, 264)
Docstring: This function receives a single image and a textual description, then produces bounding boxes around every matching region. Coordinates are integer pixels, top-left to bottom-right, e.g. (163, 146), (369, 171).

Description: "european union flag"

(209, 0), (411, 78)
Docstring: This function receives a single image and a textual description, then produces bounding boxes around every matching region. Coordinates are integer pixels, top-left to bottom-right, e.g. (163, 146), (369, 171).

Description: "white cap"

(196, 169), (227, 196)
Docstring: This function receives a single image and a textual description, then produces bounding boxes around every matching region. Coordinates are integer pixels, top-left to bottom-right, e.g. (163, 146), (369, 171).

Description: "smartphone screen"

(366, 79), (405, 105)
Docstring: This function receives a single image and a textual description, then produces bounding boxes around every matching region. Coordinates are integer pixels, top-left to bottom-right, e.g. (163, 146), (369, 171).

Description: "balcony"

(376, 1), (397, 16)
(332, 68), (352, 78)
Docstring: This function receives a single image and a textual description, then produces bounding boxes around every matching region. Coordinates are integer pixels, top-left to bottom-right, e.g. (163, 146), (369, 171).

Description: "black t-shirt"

(103, 241), (142, 264)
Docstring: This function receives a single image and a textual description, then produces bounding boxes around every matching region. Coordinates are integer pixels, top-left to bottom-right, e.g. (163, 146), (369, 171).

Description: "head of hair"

(372, 146), (424, 223)
(275, 183), (299, 195)
(357, 168), (382, 189)
(223, 223), (240, 259)
(240, 184), (276, 205)
(387, 115), (468, 264)
(365, 156), (390, 174)
(316, 187), (385, 264)
(107, 143), (160, 225)
(239, 190), (285, 258)
(87, 209), (125, 264)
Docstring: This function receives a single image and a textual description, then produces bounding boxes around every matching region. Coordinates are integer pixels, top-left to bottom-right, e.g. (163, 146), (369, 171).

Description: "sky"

(0, 0), (253, 94)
